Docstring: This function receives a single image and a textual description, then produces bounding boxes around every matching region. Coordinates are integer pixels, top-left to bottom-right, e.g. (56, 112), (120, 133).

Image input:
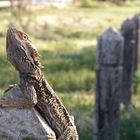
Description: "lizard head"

(6, 27), (31, 50)
(6, 27), (38, 73)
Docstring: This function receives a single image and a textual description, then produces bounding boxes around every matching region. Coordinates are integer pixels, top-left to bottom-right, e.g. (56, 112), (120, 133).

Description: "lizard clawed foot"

(4, 84), (17, 93)
(0, 99), (9, 108)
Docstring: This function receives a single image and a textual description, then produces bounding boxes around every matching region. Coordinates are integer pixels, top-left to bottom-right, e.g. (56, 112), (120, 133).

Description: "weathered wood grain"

(94, 27), (124, 140)
(121, 18), (135, 105)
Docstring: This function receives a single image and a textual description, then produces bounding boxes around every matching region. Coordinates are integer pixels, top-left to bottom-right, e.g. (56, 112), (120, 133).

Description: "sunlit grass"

(0, 1), (140, 140)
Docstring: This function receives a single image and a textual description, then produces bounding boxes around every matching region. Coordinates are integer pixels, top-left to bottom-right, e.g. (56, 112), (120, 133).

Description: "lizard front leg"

(0, 85), (37, 109)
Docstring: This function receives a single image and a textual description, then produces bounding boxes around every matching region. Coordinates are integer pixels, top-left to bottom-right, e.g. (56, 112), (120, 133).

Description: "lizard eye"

(22, 34), (28, 40)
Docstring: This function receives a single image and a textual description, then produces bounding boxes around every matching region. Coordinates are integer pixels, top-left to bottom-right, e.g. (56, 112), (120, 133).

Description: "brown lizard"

(0, 27), (79, 140)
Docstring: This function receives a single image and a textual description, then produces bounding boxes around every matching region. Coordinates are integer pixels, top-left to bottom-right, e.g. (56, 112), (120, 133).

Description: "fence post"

(121, 18), (135, 105)
(94, 27), (124, 140)
(132, 14), (140, 72)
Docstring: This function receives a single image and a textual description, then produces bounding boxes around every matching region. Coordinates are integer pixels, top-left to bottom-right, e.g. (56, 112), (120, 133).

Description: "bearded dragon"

(0, 27), (79, 140)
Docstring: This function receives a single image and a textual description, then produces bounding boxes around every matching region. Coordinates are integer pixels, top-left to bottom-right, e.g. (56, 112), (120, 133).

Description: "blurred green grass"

(0, 1), (140, 140)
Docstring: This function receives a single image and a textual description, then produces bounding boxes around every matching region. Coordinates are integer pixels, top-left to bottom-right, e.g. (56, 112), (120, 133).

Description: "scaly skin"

(0, 27), (79, 140)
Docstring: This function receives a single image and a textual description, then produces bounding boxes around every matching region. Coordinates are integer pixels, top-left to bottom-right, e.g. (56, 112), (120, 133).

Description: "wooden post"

(121, 18), (135, 105)
(130, 14), (140, 95)
(94, 27), (124, 140)
(132, 14), (140, 72)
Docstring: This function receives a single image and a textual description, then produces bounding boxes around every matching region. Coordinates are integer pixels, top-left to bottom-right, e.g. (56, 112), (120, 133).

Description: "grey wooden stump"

(121, 18), (135, 105)
(0, 85), (56, 140)
(94, 27), (124, 140)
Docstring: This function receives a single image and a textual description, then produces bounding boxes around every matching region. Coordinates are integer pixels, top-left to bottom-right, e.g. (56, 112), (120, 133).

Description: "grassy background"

(0, 1), (140, 140)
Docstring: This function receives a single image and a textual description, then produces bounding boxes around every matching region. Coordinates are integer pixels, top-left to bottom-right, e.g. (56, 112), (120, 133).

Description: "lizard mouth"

(6, 27), (19, 51)
(6, 27), (21, 47)
(7, 27), (17, 37)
